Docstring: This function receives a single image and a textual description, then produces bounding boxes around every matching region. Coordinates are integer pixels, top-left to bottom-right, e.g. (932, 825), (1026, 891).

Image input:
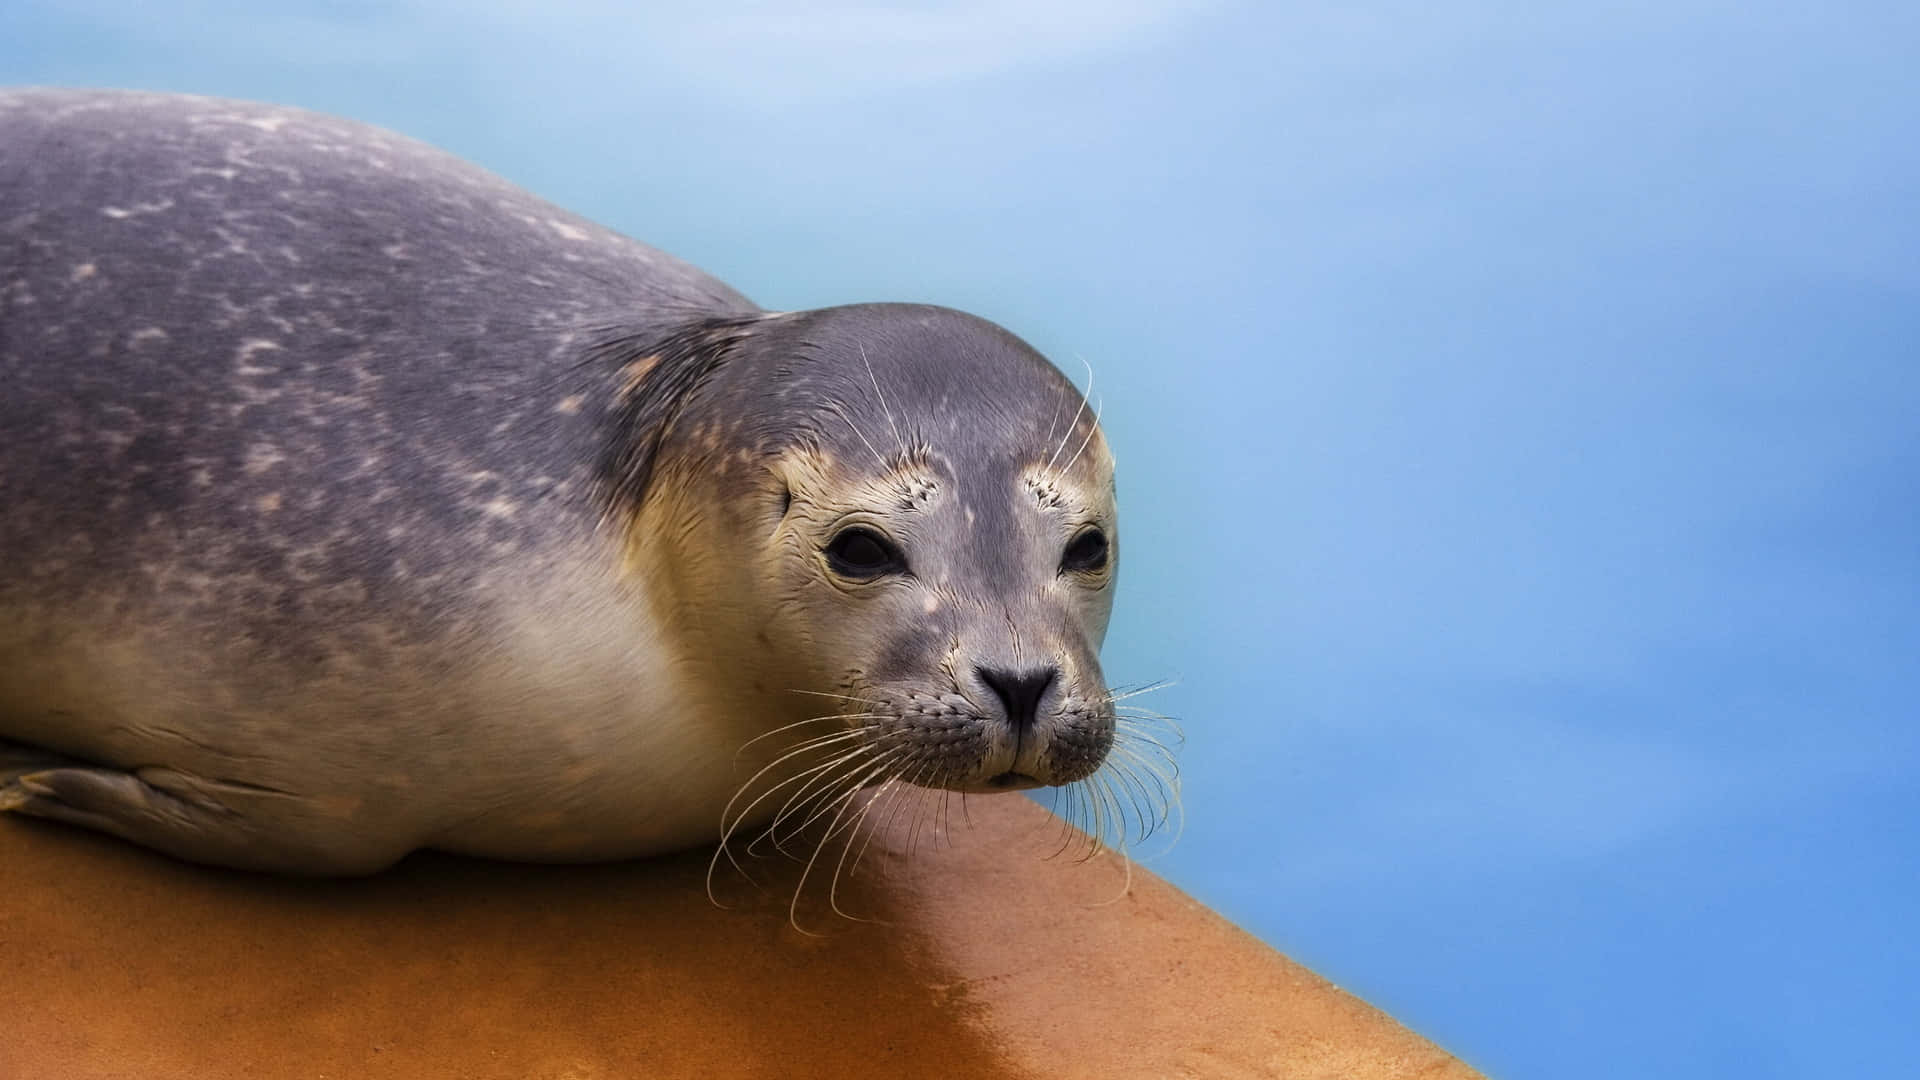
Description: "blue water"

(5, 3), (1916, 1075)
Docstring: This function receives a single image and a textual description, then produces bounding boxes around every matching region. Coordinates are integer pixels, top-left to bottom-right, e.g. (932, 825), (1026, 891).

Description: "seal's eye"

(825, 527), (906, 579)
(1061, 528), (1109, 574)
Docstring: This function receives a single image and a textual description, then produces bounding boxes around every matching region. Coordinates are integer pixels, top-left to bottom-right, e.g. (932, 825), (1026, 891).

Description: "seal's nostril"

(976, 665), (1058, 731)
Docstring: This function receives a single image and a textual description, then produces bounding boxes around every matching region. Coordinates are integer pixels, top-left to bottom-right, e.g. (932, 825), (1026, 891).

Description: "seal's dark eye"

(1061, 528), (1109, 573)
(825, 527), (906, 579)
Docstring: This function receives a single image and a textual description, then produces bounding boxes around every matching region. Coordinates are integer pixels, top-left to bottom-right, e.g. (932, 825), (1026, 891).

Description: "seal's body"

(0, 90), (1129, 874)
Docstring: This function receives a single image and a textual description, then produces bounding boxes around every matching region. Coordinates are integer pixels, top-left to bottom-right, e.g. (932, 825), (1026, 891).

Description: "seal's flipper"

(0, 765), (401, 875)
(2, 766), (243, 857)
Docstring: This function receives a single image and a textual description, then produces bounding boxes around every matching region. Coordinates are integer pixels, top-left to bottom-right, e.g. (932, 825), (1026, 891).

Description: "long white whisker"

(733, 722), (874, 765)
(1046, 356), (1095, 471)
(1113, 732), (1183, 785)
(1058, 394), (1105, 477)
(788, 754), (908, 934)
(771, 747), (905, 850)
(1108, 747), (1176, 827)
(759, 743), (904, 858)
(723, 740), (881, 867)
(1104, 679), (1177, 704)
(845, 776), (909, 877)
(827, 785), (899, 922)
(721, 730), (879, 838)
(1047, 784), (1085, 858)
(859, 344), (904, 454)
(708, 744), (880, 904)
(826, 400), (888, 470)
(1103, 759), (1155, 840)
(872, 760), (933, 857)
(785, 688), (883, 705)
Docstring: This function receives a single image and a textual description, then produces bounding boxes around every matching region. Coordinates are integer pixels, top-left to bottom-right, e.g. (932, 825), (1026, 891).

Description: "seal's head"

(606, 303), (1118, 799)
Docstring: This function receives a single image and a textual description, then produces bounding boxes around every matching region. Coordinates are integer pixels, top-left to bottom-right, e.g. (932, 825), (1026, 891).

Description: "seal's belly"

(0, 579), (756, 864)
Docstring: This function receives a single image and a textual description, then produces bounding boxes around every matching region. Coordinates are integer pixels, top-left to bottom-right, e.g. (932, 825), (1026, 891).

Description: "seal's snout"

(975, 664), (1058, 733)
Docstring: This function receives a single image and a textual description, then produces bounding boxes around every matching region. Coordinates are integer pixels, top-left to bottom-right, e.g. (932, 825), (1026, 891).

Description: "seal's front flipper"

(0, 764), (400, 875)
(1, 766), (241, 856)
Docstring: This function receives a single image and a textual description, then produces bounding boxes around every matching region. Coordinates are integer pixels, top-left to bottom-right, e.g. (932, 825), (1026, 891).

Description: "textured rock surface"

(0, 794), (1480, 1078)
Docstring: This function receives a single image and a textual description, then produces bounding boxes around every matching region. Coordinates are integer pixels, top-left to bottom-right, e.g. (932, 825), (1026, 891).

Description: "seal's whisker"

(1127, 767), (1176, 845)
(826, 399), (889, 471)
(785, 688), (883, 706)
(1045, 785), (1087, 859)
(900, 780), (928, 860)
(721, 751), (859, 862)
(1101, 687), (1145, 704)
(1101, 770), (1139, 852)
(869, 759), (934, 863)
(758, 745), (901, 858)
(716, 738), (880, 873)
(1111, 721), (1184, 767)
(1112, 717), (1181, 749)
(762, 764), (879, 861)
(764, 745), (907, 853)
(858, 343), (904, 455)
(1113, 720), (1186, 759)
(1057, 394), (1105, 478)
(1091, 775), (1127, 861)
(1075, 784), (1101, 852)
(1080, 768), (1128, 849)
(1105, 740), (1186, 854)
(720, 729), (879, 837)
(1112, 704), (1183, 731)
(843, 776), (908, 878)
(1075, 772), (1121, 857)
(732, 721), (874, 766)
(1070, 785), (1097, 857)
(1102, 678), (1177, 704)
(936, 788), (954, 849)
(1113, 710), (1182, 735)
(906, 775), (942, 859)
(827, 783), (906, 923)
(709, 744), (868, 904)
(1113, 740), (1182, 792)
(788, 755), (905, 934)
(1046, 356), (1095, 472)
(1107, 747), (1177, 828)
(773, 753), (904, 857)
(1071, 779), (1101, 856)
(1104, 757), (1156, 839)
(799, 779), (885, 925)
(1108, 733), (1178, 786)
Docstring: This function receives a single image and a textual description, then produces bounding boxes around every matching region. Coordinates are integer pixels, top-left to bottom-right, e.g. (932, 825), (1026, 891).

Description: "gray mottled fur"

(1, 88), (750, 656)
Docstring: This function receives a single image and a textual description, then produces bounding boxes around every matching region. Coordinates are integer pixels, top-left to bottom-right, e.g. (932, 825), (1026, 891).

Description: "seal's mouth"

(984, 771), (1043, 791)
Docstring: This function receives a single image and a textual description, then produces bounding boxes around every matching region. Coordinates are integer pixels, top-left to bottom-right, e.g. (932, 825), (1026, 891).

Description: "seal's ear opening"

(591, 315), (761, 513)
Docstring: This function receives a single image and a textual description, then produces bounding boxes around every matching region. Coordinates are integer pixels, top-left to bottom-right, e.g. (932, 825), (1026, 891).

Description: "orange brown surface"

(0, 794), (1482, 1078)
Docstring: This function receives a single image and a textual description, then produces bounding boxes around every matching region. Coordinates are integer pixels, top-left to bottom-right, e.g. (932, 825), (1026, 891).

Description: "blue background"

(6, 3), (1916, 1075)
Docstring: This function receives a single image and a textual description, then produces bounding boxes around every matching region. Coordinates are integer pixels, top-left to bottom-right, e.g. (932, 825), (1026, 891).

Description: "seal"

(0, 89), (1162, 876)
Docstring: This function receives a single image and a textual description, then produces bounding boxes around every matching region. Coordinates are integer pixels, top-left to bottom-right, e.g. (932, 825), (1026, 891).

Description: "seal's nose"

(976, 665), (1058, 732)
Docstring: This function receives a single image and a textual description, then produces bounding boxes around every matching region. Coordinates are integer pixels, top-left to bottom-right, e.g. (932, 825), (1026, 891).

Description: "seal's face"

(621, 304), (1118, 797)
(768, 427), (1117, 794)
